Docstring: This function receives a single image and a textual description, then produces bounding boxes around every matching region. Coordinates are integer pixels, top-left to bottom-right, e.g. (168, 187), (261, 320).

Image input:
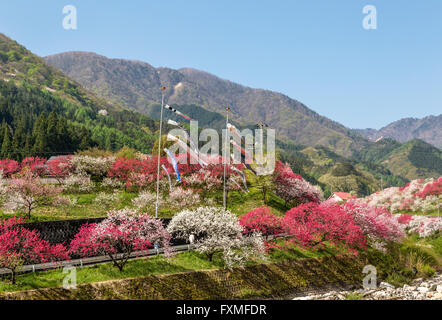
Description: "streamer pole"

(223, 107), (230, 209)
(155, 86), (166, 218)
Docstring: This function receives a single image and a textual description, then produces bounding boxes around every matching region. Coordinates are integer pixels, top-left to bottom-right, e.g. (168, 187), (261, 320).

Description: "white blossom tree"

(167, 206), (265, 268)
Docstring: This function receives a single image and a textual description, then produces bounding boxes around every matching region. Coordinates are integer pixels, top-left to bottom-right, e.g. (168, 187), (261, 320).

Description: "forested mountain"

(278, 142), (408, 197)
(0, 33), (161, 159)
(356, 115), (442, 149)
(45, 51), (370, 157)
(355, 139), (442, 181)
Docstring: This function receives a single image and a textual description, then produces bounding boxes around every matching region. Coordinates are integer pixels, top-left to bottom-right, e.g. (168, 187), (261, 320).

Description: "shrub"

(101, 177), (124, 190)
(93, 191), (120, 208)
(165, 187), (200, 207)
(181, 168), (223, 190)
(397, 214), (413, 225)
(71, 155), (115, 178)
(107, 158), (159, 189)
(69, 209), (172, 271)
(62, 174), (94, 193)
(167, 206), (265, 268)
(420, 264), (436, 278)
(402, 215), (442, 238)
(132, 190), (159, 211)
(0, 217), (69, 283)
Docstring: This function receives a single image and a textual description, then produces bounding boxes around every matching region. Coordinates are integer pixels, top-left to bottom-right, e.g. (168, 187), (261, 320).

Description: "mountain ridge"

(45, 51), (370, 157)
(355, 115), (441, 149)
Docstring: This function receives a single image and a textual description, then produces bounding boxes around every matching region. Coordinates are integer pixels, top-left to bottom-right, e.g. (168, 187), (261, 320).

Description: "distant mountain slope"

(355, 139), (442, 181)
(356, 115), (442, 149)
(0, 33), (161, 157)
(45, 51), (370, 157)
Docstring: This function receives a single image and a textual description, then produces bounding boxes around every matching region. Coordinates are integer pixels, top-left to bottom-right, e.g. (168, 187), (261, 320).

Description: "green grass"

(0, 251), (221, 293)
(0, 191), (139, 222)
(345, 292), (366, 300)
(225, 186), (288, 217)
(394, 211), (441, 216)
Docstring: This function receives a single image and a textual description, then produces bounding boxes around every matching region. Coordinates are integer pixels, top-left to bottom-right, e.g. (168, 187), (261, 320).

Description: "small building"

(328, 192), (356, 203)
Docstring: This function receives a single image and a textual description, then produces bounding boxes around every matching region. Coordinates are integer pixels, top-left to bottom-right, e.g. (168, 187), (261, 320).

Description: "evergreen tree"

(23, 133), (32, 157)
(11, 118), (26, 160)
(46, 111), (59, 152)
(1, 125), (11, 159)
(33, 113), (48, 157)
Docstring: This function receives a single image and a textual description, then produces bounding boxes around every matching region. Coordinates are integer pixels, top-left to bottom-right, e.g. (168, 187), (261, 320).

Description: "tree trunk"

(11, 269), (16, 284)
(226, 190), (229, 208)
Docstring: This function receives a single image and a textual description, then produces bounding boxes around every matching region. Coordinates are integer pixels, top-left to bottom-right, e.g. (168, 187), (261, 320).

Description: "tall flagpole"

(223, 107), (230, 209)
(155, 86), (166, 218)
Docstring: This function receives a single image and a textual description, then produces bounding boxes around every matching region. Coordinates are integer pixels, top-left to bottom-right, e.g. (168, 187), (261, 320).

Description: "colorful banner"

(164, 148), (181, 182)
(164, 104), (194, 121)
(161, 164), (172, 191)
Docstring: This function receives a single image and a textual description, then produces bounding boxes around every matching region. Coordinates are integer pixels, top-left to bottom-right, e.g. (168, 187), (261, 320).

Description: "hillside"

(356, 139), (442, 181)
(45, 51), (370, 157)
(0, 33), (161, 158)
(356, 115), (442, 149)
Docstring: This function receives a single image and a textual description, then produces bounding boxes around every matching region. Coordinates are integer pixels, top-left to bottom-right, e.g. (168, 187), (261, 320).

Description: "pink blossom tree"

(273, 161), (322, 206)
(6, 168), (63, 218)
(69, 209), (172, 271)
(341, 201), (404, 243)
(0, 217), (69, 284)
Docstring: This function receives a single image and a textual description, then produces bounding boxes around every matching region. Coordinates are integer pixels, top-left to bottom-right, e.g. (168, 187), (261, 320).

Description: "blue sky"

(0, 0), (441, 129)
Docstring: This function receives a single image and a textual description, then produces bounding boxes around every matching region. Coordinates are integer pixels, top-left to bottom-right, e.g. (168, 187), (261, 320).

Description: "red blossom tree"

(239, 207), (283, 239)
(283, 202), (366, 253)
(108, 154), (204, 190)
(397, 214), (413, 225)
(107, 158), (147, 182)
(47, 155), (74, 183)
(0, 217), (69, 284)
(0, 159), (20, 177)
(20, 157), (47, 176)
(415, 177), (442, 199)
